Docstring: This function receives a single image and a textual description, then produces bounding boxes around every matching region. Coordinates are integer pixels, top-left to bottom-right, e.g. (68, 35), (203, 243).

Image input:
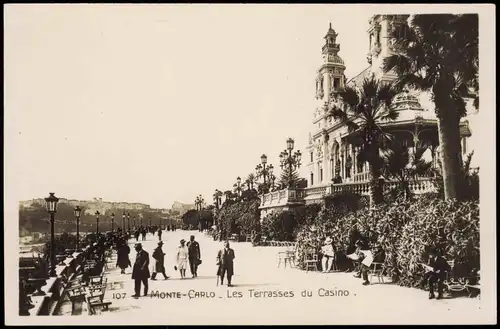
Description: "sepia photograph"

(4, 3), (496, 325)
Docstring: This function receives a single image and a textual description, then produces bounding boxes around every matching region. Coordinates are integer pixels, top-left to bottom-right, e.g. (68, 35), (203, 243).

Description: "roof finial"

(329, 22), (332, 29)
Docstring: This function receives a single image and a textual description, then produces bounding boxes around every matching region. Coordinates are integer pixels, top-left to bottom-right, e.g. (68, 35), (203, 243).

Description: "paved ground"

(94, 230), (482, 325)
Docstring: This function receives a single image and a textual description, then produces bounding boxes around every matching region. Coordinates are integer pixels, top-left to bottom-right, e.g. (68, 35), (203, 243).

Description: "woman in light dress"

(176, 239), (189, 279)
(321, 237), (336, 273)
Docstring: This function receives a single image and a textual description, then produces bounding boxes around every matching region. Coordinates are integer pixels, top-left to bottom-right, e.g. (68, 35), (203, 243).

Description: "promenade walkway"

(93, 230), (481, 325)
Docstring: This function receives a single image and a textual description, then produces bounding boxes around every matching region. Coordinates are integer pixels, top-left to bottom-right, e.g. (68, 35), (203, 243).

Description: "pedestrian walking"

(116, 239), (131, 274)
(158, 227), (163, 241)
(134, 229), (140, 241)
(176, 239), (189, 279)
(141, 227), (147, 241)
(216, 241), (235, 287)
(131, 243), (150, 298)
(151, 241), (169, 280)
(187, 235), (201, 278)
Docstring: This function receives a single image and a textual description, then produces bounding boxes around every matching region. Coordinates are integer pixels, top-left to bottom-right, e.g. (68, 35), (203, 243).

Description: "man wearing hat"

(424, 247), (451, 299)
(176, 239), (189, 279)
(132, 243), (150, 298)
(151, 241), (169, 280)
(187, 235), (201, 278)
(216, 241), (235, 287)
(321, 236), (335, 273)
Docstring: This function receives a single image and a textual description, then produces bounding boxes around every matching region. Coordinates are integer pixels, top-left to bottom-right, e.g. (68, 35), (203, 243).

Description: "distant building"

(171, 201), (195, 216)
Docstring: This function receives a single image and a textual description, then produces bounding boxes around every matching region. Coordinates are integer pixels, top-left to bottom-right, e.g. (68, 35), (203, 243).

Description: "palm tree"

(328, 75), (399, 205)
(383, 14), (478, 200)
(245, 173), (258, 191)
(381, 140), (433, 200)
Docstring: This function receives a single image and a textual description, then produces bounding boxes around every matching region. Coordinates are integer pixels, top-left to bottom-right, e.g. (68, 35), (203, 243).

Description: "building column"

(340, 142), (345, 180)
(351, 145), (358, 180)
(322, 135), (329, 183)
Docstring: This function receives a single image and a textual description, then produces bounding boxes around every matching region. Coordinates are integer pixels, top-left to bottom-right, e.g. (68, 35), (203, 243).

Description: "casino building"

(259, 15), (477, 219)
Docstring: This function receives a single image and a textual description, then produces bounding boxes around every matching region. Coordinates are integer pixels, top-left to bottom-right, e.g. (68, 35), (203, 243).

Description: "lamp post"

(127, 213), (131, 233)
(122, 213), (126, 232)
(111, 213), (115, 232)
(74, 206), (82, 251)
(279, 137), (302, 188)
(44, 193), (59, 277)
(95, 211), (100, 235)
(149, 216), (152, 227)
(256, 154), (274, 194)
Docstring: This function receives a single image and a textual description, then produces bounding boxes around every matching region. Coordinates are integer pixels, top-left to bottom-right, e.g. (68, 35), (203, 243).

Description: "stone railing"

(303, 185), (329, 198)
(259, 176), (437, 209)
(353, 171), (371, 182)
(260, 188), (305, 208)
(331, 181), (371, 195)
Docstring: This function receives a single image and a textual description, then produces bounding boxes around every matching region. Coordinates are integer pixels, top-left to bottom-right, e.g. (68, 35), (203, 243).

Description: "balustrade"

(260, 177), (436, 208)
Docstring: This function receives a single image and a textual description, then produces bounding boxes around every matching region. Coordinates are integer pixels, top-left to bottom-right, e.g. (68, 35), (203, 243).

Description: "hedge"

(295, 196), (479, 289)
(218, 199), (261, 239)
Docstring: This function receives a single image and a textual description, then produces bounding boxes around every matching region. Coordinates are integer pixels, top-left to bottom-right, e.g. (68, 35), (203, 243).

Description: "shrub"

(295, 197), (479, 289)
(218, 199), (261, 238)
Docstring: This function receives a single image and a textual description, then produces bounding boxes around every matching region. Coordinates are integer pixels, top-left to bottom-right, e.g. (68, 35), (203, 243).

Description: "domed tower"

(315, 23), (346, 104)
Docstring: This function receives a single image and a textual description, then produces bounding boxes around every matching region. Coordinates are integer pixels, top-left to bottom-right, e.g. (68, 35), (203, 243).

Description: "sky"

(5, 5), (377, 208)
(6, 4), (488, 210)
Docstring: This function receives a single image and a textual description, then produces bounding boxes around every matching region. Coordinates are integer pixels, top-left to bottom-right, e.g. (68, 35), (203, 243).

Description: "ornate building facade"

(259, 15), (476, 219)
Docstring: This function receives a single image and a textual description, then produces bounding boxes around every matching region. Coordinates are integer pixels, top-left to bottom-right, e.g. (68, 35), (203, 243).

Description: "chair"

(304, 249), (319, 272)
(369, 262), (385, 283)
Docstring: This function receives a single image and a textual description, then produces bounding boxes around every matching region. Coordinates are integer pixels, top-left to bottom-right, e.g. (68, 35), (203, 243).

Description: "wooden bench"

(86, 295), (112, 315)
(66, 285), (87, 313)
(85, 276), (111, 315)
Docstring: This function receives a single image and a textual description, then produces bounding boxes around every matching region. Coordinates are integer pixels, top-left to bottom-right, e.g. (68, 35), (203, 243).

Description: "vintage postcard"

(4, 3), (496, 325)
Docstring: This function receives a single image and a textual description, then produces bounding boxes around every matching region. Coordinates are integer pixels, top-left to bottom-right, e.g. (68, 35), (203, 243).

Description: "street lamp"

(111, 212), (115, 232)
(44, 193), (59, 277)
(73, 206), (82, 251)
(149, 216), (152, 227)
(127, 213), (131, 233)
(256, 154), (274, 194)
(122, 212), (126, 232)
(279, 137), (302, 188)
(95, 211), (100, 234)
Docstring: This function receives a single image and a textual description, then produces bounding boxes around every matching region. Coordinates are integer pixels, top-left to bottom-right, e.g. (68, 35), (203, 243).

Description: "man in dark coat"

(425, 247), (451, 299)
(157, 227), (162, 241)
(151, 241), (169, 280)
(216, 241), (235, 287)
(187, 235), (201, 278)
(116, 239), (131, 274)
(131, 243), (150, 298)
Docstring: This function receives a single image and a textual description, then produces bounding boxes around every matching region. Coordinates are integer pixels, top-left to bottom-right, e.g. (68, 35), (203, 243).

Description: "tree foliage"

(328, 75), (400, 205)
(383, 14), (479, 200)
